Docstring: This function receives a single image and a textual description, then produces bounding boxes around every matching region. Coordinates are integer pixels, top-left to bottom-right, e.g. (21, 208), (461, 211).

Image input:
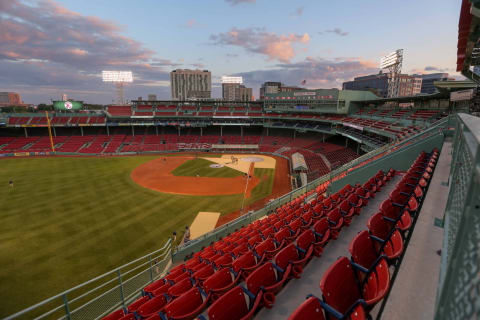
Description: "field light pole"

(102, 71), (133, 104)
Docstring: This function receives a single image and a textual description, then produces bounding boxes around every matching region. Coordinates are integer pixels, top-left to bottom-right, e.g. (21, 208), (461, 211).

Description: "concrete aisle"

(257, 175), (401, 320)
(381, 141), (452, 320)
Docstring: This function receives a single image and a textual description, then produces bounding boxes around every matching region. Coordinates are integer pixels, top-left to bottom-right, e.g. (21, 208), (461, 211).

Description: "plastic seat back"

(320, 257), (362, 315)
(327, 208), (343, 227)
(255, 237), (276, 257)
(274, 227), (290, 244)
(163, 287), (207, 319)
(167, 277), (193, 297)
(297, 229), (315, 252)
(367, 212), (392, 240)
(208, 286), (253, 320)
(232, 251), (256, 274)
(102, 309), (125, 320)
(137, 295), (169, 318)
(127, 296), (149, 313)
(275, 243), (299, 270)
(288, 296), (326, 320)
(246, 262), (280, 295)
(203, 268), (234, 293)
(349, 230), (379, 270)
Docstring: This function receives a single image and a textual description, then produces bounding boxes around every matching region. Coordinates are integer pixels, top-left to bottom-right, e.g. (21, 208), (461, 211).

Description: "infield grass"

(171, 158), (243, 177)
(0, 155), (276, 317)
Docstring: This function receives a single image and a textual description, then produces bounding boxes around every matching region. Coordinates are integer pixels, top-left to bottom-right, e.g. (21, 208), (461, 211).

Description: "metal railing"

(6, 240), (172, 320)
(435, 113), (480, 319)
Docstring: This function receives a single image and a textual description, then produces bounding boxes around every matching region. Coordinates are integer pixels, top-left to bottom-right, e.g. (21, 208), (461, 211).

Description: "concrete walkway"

(381, 141), (452, 320)
(257, 175), (401, 320)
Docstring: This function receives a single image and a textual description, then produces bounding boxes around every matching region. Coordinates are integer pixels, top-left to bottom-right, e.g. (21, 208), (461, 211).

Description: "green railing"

(435, 113), (480, 320)
(5, 240), (172, 320)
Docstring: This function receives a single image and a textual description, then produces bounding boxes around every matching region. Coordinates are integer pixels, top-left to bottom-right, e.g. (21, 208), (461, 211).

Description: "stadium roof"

(456, 0), (480, 82)
(351, 92), (447, 104)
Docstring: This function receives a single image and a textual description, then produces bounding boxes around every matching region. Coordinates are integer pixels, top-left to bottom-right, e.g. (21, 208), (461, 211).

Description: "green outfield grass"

(171, 158), (243, 177)
(0, 155), (275, 317)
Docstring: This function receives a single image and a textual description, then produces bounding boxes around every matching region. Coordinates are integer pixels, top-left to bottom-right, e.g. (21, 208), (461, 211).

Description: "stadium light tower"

(102, 71), (133, 104)
(380, 49), (403, 98)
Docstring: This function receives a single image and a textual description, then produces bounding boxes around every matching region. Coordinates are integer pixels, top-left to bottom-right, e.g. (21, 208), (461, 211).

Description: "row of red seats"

(101, 170), (395, 320)
(288, 149), (438, 319)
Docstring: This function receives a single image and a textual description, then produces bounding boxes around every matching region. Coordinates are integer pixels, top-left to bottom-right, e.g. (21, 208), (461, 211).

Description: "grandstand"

(3, 1), (480, 319)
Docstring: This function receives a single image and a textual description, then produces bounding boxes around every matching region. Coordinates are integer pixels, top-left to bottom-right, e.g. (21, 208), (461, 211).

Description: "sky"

(0, 0), (462, 104)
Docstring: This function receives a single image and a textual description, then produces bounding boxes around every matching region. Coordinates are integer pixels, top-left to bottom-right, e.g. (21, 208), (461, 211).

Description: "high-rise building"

(259, 82), (303, 100)
(170, 69), (211, 100)
(221, 76), (253, 101)
(342, 73), (423, 97)
(0, 92), (23, 106)
(411, 73), (451, 94)
(148, 94), (157, 101)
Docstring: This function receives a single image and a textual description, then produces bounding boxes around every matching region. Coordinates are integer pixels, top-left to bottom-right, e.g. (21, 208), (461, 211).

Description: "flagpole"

(46, 111), (55, 152)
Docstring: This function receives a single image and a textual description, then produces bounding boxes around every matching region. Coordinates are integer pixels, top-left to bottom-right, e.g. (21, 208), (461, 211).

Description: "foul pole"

(46, 111), (55, 152)
(240, 162), (254, 215)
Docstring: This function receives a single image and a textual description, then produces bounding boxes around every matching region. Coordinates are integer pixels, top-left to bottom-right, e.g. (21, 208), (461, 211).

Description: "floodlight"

(102, 71), (133, 82)
(221, 76), (243, 84)
(101, 71), (133, 104)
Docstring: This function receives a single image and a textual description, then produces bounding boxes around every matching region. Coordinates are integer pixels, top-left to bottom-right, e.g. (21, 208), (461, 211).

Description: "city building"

(170, 69), (211, 100)
(411, 73), (452, 94)
(221, 76), (253, 101)
(148, 94), (157, 101)
(343, 73), (423, 97)
(259, 82), (303, 100)
(0, 92), (23, 107)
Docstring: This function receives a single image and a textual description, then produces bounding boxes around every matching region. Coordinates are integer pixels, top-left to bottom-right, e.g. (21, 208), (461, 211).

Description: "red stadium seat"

(102, 308), (126, 320)
(232, 251), (264, 279)
(246, 262), (291, 308)
(347, 194), (363, 214)
(136, 294), (169, 318)
(297, 228), (323, 257)
(168, 277), (193, 298)
(320, 257), (389, 314)
(367, 213), (404, 261)
(127, 296), (149, 313)
(326, 208), (344, 239)
(338, 200), (355, 226)
(288, 296), (367, 320)
(322, 197), (334, 211)
(203, 268), (241, 300)
(207, 286), (262, 320)
(143, 278), (168, 295)
(255, 237), (282, 261)
(286, 218), (303, 241)
(275, 243), (311, 278)
(214, 253), (234, 268)
(312, 218), (330, 253)
(158, 286), (210, 320)
(192, 264), (215, 283)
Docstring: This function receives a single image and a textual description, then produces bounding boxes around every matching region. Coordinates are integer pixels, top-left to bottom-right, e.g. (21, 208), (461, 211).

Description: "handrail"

(434, 113), (480, 319)
(5, 239), (171, 320)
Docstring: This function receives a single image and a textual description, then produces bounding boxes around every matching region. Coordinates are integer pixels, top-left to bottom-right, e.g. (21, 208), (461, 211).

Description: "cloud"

(320, 28), (349, 36)
(291, 6), (304, 17)
(181, 19), (198, 28)
(0, 0), (173, 103)
(424, 66), (449, 72)
(210, 27), (310, 62)
(225, 0), (256, 5)
(234, 56), (378, 94)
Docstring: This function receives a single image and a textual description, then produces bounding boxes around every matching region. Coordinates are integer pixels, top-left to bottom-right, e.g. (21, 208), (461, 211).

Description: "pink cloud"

(210, 27), (310, 62)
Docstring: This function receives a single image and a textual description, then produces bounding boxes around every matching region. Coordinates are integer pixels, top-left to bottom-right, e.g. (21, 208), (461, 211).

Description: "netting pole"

(117, 270), (126, 309)
(148, 255), (154, 282)
(62, 294), (71, 320)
